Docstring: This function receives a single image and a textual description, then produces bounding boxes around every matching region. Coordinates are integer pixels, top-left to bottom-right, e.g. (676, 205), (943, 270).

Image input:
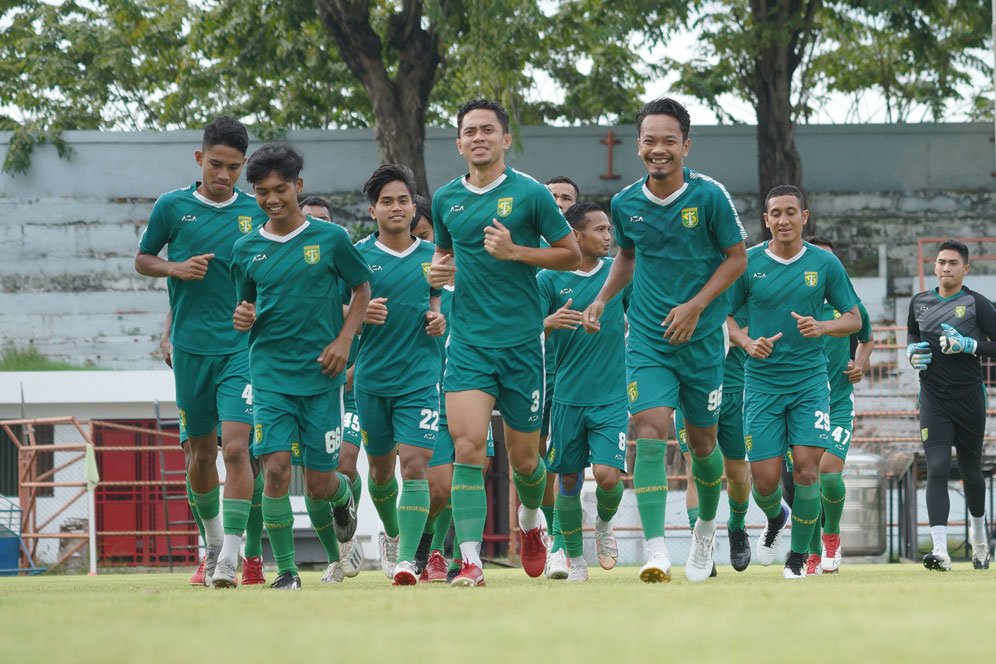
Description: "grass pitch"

(2, 564), (994, 663)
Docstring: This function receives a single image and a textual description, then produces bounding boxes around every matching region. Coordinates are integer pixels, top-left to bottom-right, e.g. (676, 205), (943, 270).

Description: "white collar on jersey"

(571, 260), (605, 277)
(461, 172), (508, 195)
(443, 284), (455, 292)
(192, 188), (238, 208)
(259, 220), (310, 243)
(641, 181), (688, 207)
(763, 243), (807, 265)
(375, 237), (421, 258)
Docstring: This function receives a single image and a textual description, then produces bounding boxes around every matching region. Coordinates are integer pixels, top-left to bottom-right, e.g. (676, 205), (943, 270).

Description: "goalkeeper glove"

(939, 323), (977, 355)
(906, 341), (932, 370)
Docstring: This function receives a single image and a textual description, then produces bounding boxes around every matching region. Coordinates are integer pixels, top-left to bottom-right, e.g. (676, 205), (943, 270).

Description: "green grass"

(0, 343), (91, 371)
(2, 565), (995, 662)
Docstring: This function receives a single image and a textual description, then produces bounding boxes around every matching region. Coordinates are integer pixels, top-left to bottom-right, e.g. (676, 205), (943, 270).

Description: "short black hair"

(765, 184), (806, 211)
(362, 164), (417, 204)
(564, 201), (604, 231)
(245, 144), (304, 184)
(806, 235), (836, 253)
(636, 98), (691, 140)
(937, 239), (970, 263)
(300, 196), (333, 221)
(412, 195), (432, 231)
(456, 99), (509, 135)
(544, 175), (581, 201)
(202, 116), (249, 155)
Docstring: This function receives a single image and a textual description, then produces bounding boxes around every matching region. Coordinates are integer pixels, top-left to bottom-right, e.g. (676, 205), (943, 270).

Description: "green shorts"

(251, 386), (344, 472)
(626, 327), (725, 427)
(444, 336), (545, 433)
(541, 371), (555, 438)
(546, 399), (628, 474)
(743, 380), (831, 462)
(355, 384), (439, 457)
(342, 388), (362, 448)
(826, 394), (855, 461)
(672, 390), (746, 460)
(173, 348), (253, 437)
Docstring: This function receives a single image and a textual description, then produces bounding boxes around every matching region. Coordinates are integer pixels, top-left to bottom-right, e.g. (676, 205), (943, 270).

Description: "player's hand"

(843, 359), (864, 384)
(345, 365), (355, 392)
(428, 254), (456, 288)
(425, 310), (446, 337)
(318, 337), (351, 376)
(233, 300), (256, 332)
(582, 299), (605, 333)
(662, 300), (704, 345)
(365, 297), (388, 325)
(159, 336), (173, 369)
(906, 341), (932, 370)
(939, 323), (978, 355)
(170, 253), (214, 281)
(791, 311), (824, 338)
(483, 219), (519, 261)
(747, 332), (782, 359)
(545, 298), (584, 331)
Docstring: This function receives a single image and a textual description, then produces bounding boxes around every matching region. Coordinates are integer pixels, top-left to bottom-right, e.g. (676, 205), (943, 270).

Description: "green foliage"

(0, 342), (92, 371)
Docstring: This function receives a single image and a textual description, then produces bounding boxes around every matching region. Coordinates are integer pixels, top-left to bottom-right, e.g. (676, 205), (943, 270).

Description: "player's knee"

(593, 466), (619, 490)
(304, 472), (333, 500)
(263, 464), (291, 495)
(429, 481), (450, 507)
(400, 454), (428, 480)
(724, 459), (750, 485)
(792, 466), (819, 486)
(220, 439), (249, 467)
(558, 471), (583, 496)
(368, 456), (394, 485)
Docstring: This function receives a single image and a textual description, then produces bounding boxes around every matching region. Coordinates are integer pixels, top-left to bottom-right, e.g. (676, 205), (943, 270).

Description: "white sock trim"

(646, 536), (668, 556)
(969, 516), (986, 544)
(219, 532), (242, 565)
(930, 525), (948, 552)
(694, 518), (716, 539)
(569, 555), (587, 568)
(519, 506), (541, 532)
(459, 541), (482, 567)
(203, 515), (224, 549)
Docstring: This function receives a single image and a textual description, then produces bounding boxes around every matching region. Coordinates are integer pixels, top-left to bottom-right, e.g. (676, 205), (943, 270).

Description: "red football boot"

(189, 559), (205, 586)
(426, 551), (449, 583)
(241, 555), (266, 586)
(449, 561), (485, 587)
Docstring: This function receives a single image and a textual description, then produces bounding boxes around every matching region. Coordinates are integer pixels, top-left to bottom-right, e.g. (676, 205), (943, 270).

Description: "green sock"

(687, 507), (699, 532)
(692, 446), (724, 522)
(752, 484), (784, 520)
(727, 497), (749, 532)
(540, 502), (555, 533)
(512, 457), (547, 509)
(262, 493), (296, 574)
(397, 479), (430, 563)
(633, 439), (668, 539)
(330, 472), (351, 508)
(244, 472), (264, 558)
(192, 485), (220, 521)
(430, 504), (452, 552)
(810, 511), (823, 555)
(450, 524), (462, 568)
(186, 476), (205, 542)
(555, 492), (584, 558)
(304, 495), (340, 563)
(222, 498), (250, 536)
(790, 480), (822, 555)
(369, 474), (400, 538)
(595, 481), (623, 523)
(550, 509), (565, 553)
(821, 472), (846, 535)
(452, 463), (486, 547)
(350, 474), (363, 506)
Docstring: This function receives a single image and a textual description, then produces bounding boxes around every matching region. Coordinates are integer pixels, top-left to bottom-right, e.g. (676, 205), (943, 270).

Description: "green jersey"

(724, 305), (748, 392)
(231, 218), (371, 396)
(538, 258), (630, 406)
(438, 285), (454, 378)
(612, 168), (746, 354)
(729, 241), (859, 394)
(432, 167), (572, 348)
(824, 300), (872, 402)
(138, 183), (266, 355)
(351, 234), (441, 396)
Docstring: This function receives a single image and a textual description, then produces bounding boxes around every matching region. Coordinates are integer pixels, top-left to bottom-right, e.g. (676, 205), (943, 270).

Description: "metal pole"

(992, 0), (995, 174)
(87, 489), (97, 575)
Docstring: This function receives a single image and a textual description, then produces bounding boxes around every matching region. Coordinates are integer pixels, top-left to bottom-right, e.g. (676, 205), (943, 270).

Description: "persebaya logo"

(921, 427), (929, 442)
(627, 381), (638, 403)
(421, 262), (432, 279)
(254, 424), (262, 443)
(303, 245), (321, 264)
(547, 447), (556, 464)
(680, 207), (699, 228)
(833, 309), (841, 319)
(804, 271), (819, 287)
(955, 305), (966, 318)
(178, 409), (187, 428)
(497, 197), (513, 217)
(291, 442), (301, 458)
(744, 435), (752, 451)
(238, 216), (253, 234)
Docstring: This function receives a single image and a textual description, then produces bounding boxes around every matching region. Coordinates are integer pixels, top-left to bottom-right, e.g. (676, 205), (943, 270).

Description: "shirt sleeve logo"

(955, 305), (966, 318)
(238, 216), (253, 234)
(804, 271), (819, 287)
(303, 245), (321, 264)
(680, 207), (699, 228)
(497, 197), (514, 217)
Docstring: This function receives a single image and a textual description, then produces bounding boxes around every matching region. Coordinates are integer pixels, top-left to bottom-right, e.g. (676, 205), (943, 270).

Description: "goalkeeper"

(906, 239), (996, 572)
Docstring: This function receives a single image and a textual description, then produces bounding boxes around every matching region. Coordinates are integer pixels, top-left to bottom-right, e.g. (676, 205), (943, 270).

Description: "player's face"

(253, 173), (303, 225)
(547, 183), (578, 214)
(575, 211), (612, 259)
(637, 115), (689, 181)
(934, 249), (969, 289)
(763, 194), (809, 244)
(301, 204), (332, 222)
(369, 180), (415, 235)
(457, 110), (512, 168)
(411, 216), (434, 241)
(195, 144), (246, 202)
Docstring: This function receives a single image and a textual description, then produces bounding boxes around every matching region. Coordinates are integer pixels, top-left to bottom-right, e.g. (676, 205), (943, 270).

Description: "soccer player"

(582, 98), (747, 583)
(539, 202), (629, 582)
(545, 175), (580, 214)
(428, 98), (580, 587)
(351, 164), (445, 586)
(727, 185), (861, 579)
(301, 196), (334, 223)
(907, 239), (996, 571)
(135, 117), (266, 587)
(412, 195), (434, 241)
(231, 144), (371, 589)
(805, 235), (875, 575)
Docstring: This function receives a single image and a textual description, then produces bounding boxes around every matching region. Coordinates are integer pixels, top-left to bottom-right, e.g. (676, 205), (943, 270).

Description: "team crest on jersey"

(497, 197), (513, 217)
(547, 447), (556, 464)
(744, 435), (752, 451)
(291, 442), (301, 458)
(921, 427), (929, 442)
(421, 262), (432, 278)
(303, 245), (321, 264)
(254, 424), (262, 443)
(238, 216), (253, 234)
(804, 271), (819, 287)
(833, 309), (841, 319)
(680, 207), (699, 228)
(178, 409), (187, 428)
(627, 381), (638, 403)
(955, 305), (966, 318)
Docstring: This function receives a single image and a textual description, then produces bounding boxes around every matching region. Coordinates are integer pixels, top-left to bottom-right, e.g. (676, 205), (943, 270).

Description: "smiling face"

(934, 249), (969, 291)
(195, 144), (246, 202)
(252, 172), (303, 226)
(764, 194), (809, 246)
(456, 109), (512, 169)
(369, 180), (415, 236)
(637, 114), (689, 182)
(575, 210), (612, 260)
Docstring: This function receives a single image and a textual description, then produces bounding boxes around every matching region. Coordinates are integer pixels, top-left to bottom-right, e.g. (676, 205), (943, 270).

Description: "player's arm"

(231, 256), (257, 332)
(320, 281), (371, 375)
(135, 250), (215, 281)
(582, 247), (635, 332)
(727, 314), (780, 359)
(483, 220), (580, 270)
(425, 294), (445, 337)
(159, 310), (173, 368)
(905, 296), (931, 369)
(428, 246), (456, 289)
(940, 292), (996, 357)
(843, 303), (875, 383)
(663, 241), (747, 344)
(793, 306), (860, 338)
